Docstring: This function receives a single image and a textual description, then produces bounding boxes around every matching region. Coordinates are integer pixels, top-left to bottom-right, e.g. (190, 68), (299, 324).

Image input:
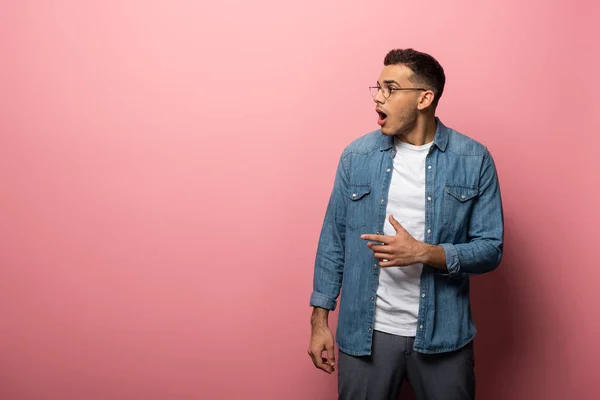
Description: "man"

(307, 48), (504, 400)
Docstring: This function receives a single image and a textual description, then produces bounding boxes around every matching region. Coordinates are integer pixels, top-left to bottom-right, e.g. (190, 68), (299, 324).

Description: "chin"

(380, 125), (397, 136)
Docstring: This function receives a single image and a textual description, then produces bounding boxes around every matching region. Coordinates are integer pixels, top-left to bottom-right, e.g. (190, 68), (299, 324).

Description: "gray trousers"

(338, 330), (475, 400)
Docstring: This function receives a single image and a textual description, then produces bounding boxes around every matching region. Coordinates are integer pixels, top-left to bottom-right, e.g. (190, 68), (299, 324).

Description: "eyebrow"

(379, 80), (401, 86)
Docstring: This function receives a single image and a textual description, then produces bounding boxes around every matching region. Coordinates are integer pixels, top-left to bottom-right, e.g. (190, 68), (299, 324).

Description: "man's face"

(373, 64), (425, 136)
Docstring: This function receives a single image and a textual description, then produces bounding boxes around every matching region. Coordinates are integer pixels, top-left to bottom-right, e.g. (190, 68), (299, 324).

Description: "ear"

(417, 90), (435, 111)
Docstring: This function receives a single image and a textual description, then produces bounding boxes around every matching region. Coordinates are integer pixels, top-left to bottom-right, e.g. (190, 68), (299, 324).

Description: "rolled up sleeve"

(439, 150), (504, 277)
(310, 154), (348, 310)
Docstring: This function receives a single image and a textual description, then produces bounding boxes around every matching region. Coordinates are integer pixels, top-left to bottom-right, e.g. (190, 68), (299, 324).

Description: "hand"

(307, 325), (336, 374)
(361, 215), (425, 268)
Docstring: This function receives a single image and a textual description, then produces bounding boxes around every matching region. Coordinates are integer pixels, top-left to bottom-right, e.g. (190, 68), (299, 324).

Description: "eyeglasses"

(369, 84), (427, 99)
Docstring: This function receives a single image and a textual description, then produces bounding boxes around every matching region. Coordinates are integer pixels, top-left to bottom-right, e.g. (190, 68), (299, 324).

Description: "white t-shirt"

(373, 138), (433, 337)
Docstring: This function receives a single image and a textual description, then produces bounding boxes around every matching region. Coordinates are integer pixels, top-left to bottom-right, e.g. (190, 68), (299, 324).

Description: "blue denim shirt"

(310, 118), (504, 355)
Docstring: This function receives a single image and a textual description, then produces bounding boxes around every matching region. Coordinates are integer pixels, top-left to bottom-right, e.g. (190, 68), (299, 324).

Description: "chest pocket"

(346, 184), (371, 231)
(442, 185), (478, 233)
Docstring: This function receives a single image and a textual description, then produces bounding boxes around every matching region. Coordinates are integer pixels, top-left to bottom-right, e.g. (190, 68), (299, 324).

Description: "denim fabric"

(310, 118), (504, 355)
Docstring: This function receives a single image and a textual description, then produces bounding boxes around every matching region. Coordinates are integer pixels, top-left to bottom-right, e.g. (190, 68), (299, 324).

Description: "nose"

(372, 89), (384, 104)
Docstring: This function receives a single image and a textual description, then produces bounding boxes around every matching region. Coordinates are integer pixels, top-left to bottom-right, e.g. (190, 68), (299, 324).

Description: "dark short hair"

(384, 48), (446, 106)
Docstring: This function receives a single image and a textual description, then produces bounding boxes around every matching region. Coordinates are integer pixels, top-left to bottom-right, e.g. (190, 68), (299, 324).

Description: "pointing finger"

(361, 234), (389, 244)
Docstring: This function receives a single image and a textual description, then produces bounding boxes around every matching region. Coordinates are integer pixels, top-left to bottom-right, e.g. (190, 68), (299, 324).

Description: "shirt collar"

(380, 117), (449, 152)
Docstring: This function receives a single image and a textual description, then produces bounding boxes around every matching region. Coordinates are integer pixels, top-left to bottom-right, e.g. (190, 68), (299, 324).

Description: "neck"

(396, 115), (437, 146)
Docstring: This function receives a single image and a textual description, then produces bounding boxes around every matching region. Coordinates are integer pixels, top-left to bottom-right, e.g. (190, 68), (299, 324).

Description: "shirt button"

(368, 328), (372, 332)
(386, 168), (391, 172)
(428, 166), (432, 170)
(461, 195), (466, 199)
(422, 293), (426, 298)
(419, 325), (424, 329)
(352, 193), (357, 198)
(427, 229), (431, 233)
(376, 232), (380, 235)
(380, 199), (385, 204)
(373, 264), (377, 268)
(427, 196), (432, 201)
(370, 297), (374, 301)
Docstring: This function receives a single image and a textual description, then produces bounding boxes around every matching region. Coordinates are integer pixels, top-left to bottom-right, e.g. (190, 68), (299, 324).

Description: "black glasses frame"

(369, 85), (427, 99)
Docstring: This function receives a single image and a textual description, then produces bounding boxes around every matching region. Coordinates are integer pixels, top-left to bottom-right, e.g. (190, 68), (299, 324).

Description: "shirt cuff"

(439, 243), (461, 276)
(310, 291), (337, 311)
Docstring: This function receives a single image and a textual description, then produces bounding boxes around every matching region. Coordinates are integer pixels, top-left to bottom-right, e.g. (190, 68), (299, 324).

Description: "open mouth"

(376, 110), (388, 125)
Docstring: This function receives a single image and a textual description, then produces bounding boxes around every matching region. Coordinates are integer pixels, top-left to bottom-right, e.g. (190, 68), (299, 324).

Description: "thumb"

(389, 214), (405, 233)
(326, 342), (336, 367)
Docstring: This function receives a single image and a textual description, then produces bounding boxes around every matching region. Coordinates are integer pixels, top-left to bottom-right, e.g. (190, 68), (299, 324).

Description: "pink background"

(1, 1), (599, 399)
